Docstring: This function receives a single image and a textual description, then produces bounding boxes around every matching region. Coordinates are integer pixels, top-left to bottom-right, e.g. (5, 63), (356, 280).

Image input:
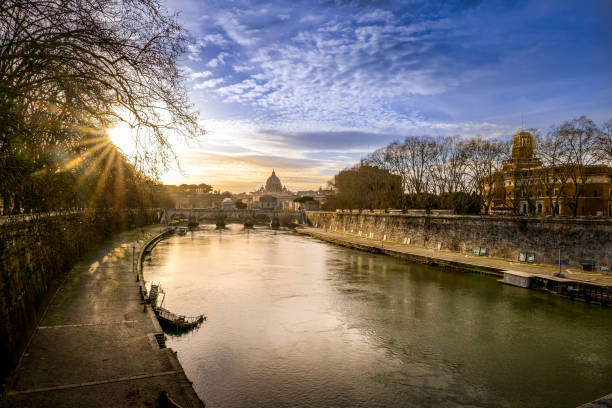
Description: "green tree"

(329, 164), (402, 210)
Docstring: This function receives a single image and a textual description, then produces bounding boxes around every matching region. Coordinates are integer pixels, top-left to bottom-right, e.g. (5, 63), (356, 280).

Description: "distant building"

(295, 187), (334, 207)
(486, 131), (612, 216)
(221, 197), (235, 210)
(259, 195), (278, 209)
(250, 170), (295, 210)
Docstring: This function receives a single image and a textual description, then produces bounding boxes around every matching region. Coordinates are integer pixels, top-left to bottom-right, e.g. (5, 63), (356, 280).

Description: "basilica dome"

(265, 170), (283, 192)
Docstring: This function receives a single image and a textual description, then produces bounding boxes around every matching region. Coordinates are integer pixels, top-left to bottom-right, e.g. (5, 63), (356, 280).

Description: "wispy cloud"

(194, 78), (224, 89)
(165, 0), (612, 190)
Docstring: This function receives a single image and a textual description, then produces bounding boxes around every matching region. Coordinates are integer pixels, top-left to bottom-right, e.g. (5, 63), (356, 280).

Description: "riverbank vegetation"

(0, 0), (203, 215)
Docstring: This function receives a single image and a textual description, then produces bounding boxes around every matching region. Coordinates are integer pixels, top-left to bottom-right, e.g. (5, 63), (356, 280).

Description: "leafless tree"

(535, 127), (572, 215)
(430, 136), (468, 194)
(596, 118), (612, 165)
(463, 136), (508, 214)
(398, 136), (438, 195)
(558, 116), (600, 216)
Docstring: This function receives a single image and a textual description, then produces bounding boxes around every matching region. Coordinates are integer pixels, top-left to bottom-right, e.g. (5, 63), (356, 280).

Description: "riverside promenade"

(3, 227), (204, 407)
(298, 227), (612, 288)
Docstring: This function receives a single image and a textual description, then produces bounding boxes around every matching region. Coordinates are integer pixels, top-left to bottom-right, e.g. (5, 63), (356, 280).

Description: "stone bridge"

(165, 208), (305, 224)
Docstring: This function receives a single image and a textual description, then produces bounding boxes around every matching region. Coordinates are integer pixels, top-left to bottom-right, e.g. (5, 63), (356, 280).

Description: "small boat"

(150, 284), (206, 333)
(177, 227), (187, 236)
(154, 306), (206, 331)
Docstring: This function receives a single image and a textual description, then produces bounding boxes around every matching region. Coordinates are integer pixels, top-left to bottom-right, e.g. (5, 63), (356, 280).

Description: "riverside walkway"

(3, 227), (203, 407)
(298, 227), (612, 287)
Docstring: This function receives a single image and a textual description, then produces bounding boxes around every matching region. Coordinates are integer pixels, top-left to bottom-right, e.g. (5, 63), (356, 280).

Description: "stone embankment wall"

(306, 211), (612, 268)
(0, 210), (158, 378)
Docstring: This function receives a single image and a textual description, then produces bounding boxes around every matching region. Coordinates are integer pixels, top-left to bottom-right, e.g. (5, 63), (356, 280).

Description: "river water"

(143, 225), (611, 408)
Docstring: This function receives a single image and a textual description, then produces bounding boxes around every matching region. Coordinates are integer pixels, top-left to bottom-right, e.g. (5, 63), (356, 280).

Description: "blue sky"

(157, 0), (612, 192)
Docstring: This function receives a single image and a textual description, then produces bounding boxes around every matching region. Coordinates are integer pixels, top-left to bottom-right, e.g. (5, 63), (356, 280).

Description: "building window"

(594, 190), (598, 197)
(537, 202), (543, 214)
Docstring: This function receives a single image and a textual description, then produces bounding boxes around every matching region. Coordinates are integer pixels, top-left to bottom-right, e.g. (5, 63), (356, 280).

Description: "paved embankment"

(3, 226), (203, 407)
(298, 227), (612, 287)
(579, 393), (612, 408)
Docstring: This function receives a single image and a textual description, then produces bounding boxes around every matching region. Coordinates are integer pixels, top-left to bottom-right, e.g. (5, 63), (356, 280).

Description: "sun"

(107, 122), (137, 157)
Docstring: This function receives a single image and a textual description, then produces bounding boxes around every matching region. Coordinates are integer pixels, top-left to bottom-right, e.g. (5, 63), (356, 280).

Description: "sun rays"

(32, 125), (138, 209)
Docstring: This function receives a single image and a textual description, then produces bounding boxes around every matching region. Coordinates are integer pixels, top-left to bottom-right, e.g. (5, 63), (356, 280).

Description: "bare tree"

(535, 127), (572, 215)
(596, 118), (612, 165)
(383, 141), (410, 193)
(463, 136), (508, 214)
(430, 136), (468, 194)
(558, 116), (600, 216)
(400, 136), (438, 195)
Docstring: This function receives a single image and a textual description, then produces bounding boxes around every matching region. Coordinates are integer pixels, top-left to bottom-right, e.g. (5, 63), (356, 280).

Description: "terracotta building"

(487, 131), (612, 216)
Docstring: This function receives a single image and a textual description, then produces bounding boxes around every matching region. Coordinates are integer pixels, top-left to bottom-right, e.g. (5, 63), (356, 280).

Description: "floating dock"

(502, 270), (533, 288)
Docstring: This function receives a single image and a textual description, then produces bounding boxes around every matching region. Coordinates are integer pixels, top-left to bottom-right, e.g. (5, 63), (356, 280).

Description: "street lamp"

(554, 238), (565, 278)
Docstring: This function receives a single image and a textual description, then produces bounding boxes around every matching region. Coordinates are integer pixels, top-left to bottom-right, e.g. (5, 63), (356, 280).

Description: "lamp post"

(554, 238), (564, 278)
(133, 245), (138, 281)
(555, 247), (561, 277)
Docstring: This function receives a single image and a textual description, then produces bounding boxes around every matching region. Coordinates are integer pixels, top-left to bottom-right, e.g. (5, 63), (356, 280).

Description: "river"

(143, 225), (611, 408)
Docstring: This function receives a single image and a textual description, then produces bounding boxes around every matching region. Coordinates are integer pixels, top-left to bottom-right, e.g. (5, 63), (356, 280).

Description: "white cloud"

(193, 78), (224, 89)
(201, 33), (230, 46)
(190, 70), (213, 80)
(216, 12), (260, 46)
(234, 65), (255, 72)
(207, 52), (230, 68)
(356, 9), (395, 24)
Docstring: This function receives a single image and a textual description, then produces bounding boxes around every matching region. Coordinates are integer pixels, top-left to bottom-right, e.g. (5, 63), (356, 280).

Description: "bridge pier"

(270, 217), (280, 229)
(165, 208), (303, 227)
(215, 217), (226, 229)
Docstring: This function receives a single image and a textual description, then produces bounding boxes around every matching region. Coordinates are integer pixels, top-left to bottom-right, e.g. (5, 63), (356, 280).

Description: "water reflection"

(143, 225), (612, 408)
